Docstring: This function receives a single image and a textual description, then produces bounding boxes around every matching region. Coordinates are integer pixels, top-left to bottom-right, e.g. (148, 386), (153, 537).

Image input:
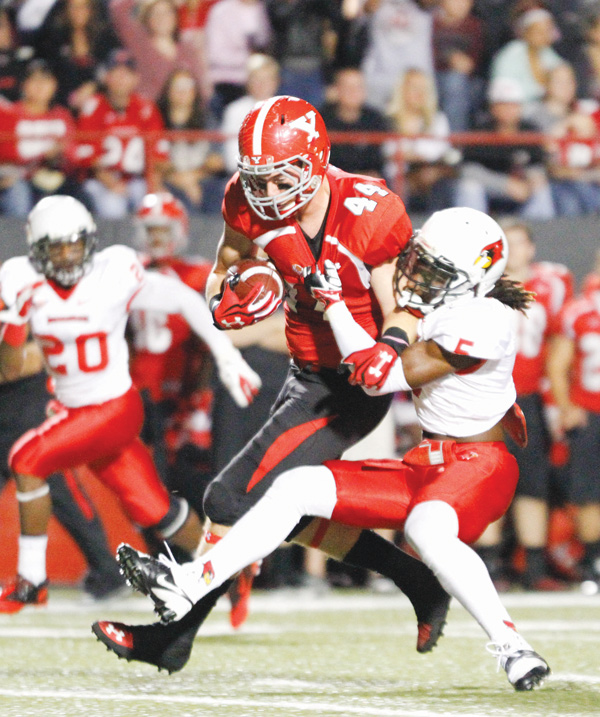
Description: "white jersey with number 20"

(0, 245), (201, 408)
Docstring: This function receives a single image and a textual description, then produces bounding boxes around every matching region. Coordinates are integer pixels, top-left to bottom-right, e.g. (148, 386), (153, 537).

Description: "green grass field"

(1, 587), (599, 717)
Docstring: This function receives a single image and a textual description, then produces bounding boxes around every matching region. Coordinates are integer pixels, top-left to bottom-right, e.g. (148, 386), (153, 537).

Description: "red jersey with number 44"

(76, 93), (168, 178)
(223, 165), (412, 368)
(560, 291), (600, 413)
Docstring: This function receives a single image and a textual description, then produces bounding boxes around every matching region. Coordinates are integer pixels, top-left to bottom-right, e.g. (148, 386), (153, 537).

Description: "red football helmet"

(237, 95), (331, 221)
(135, 192), (189, 258)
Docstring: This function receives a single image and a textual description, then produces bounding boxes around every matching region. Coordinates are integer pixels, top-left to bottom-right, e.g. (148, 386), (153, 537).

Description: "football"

(227, 258), (284, 303)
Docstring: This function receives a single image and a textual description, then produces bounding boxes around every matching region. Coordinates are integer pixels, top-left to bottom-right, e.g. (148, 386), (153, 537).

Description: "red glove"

(0, 281), (43, 346)
(211, 281), (280, 329)
(343, 342), (398, 389)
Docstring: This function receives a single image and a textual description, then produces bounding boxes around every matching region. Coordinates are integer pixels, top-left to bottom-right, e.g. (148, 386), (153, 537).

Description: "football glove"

(210, 280), (281, 330)
(343, 342), (398, 389)
(302, 259), (343, 311)
(215, 347), (262, 408)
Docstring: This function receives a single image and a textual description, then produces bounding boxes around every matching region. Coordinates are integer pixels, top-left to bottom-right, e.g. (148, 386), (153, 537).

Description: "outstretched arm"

(131, 272), (262, 407)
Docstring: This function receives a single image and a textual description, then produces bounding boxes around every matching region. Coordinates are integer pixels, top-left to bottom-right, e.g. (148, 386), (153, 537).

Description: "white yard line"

(0, 687), (537, 717)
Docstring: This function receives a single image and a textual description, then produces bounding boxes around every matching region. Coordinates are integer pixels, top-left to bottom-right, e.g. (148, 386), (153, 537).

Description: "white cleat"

(487, 635), (551, 691)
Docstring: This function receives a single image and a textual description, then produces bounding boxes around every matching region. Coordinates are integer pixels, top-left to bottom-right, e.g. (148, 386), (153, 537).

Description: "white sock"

(404, 501), (517, 645)
(18, 535), (48, 586)
(188, 466), (337, 598)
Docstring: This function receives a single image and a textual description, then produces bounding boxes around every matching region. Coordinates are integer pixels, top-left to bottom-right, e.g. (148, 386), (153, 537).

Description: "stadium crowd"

(0, 0), (600, 607)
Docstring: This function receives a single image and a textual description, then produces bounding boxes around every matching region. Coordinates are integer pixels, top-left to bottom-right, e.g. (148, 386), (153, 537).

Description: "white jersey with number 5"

(414, 297), (517, 437)
(0, 245), (207, 408)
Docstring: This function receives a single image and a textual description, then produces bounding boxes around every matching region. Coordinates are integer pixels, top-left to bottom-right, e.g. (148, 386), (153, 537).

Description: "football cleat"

(0, 575), (48, 613)
(228, 561), (260, 630)
(92, 619), (193, 674)
(487, 636), (551, 690)
(117, 543), (200, 624)
(92, 579), (233, 673)
(415, 585), (451, 653)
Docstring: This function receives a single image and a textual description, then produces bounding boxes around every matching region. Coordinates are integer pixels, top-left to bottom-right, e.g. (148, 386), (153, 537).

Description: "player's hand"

(211, 280), (281, 330)
(0, 281), (44, 327)
(343, 342), (398, 389)
(303, 259), (343, 310)
(46, 398), (65, 418)
(215, 347), (262, 407)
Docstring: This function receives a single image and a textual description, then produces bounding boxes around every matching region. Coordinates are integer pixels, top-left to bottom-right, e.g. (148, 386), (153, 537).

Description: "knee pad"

(154, 495), (189, 539)
(203, 480), (244, 526)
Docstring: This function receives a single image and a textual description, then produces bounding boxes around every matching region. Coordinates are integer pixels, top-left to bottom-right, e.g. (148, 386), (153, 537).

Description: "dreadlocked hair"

(487, 275), (535, 314)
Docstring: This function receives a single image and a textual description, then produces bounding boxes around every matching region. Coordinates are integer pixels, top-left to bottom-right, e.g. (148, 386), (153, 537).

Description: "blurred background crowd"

(2, 0), (600, 600)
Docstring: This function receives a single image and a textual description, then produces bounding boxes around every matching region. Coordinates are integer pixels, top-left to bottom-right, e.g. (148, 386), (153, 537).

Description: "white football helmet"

(26, 196), (97, 287)
(394, 207), (508, 317)
(134, 192), (189, 259)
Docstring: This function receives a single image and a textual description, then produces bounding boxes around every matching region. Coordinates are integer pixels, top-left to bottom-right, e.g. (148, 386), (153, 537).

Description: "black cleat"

(416, 588), (451, 653)
(91, 578), (233, 673)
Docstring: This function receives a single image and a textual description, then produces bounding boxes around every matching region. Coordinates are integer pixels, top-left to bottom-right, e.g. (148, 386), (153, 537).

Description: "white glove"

(215, 347), (262, 408)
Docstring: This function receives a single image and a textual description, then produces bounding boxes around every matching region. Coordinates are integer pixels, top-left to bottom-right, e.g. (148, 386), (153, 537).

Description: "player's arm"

(206, 223), (279, 330)
(547, 333), (587, 430)
(370, 258), (419, 341)
(205, 223), (256, 304)
(131, 272), (262, 407)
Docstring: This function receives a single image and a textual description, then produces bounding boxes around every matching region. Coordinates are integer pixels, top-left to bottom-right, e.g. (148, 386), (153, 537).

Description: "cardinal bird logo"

(475, 239), (505, 270)
(201, 560), (215, 586)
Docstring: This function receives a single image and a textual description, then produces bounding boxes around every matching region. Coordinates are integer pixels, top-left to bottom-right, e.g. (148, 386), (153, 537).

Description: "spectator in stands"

(385, 67), (459, 214)
(528, 63), (600, 217)
(33, 0), (120, 115)
(109, 0), (205, 103)
(177, 0), (219, 44)
(548, 279), (600, 594)
(578, 9), (600, 103)
(334, 0), (378, 71)
(204, 0), (272, 122)
(221, 54), (280, 176)
(156, 69), (224, 215)
(319, 67), (388, 179)
(360, 0), (434, 113)
(265, 0), (341, 109)
(454, 77), (555, 220)
(0, 8), (34, 103)
(489, 4), (566, 115)
(432, 0), (485, 132)
(0, 59), (81, 218)
(76, 48), (168, 218)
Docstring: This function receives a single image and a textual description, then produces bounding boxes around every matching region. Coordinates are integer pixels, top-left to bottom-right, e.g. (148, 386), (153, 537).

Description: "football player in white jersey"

(114, 207), (550, 691)
(0, 195), (261, 613)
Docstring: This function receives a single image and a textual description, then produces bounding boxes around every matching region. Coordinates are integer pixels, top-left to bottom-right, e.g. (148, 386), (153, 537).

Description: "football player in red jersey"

(548, 276), (600, 593)
(476, 220), (574, 590)
(94, 95), (451, 672)
(0, 194), (260, 613)
(76, 49), (168, 219)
